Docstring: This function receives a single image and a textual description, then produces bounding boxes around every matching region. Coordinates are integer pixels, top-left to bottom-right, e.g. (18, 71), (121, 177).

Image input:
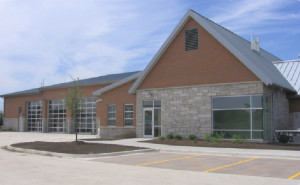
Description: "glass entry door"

(143, 107), (161, 137)
(144, 109), (153, 137)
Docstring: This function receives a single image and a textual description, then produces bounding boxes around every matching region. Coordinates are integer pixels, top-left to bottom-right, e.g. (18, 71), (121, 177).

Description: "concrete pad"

(1, 132), (300, 185)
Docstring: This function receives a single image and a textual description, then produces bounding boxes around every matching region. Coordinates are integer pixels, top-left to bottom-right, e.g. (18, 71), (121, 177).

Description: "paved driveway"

(0, 132), (299, 185)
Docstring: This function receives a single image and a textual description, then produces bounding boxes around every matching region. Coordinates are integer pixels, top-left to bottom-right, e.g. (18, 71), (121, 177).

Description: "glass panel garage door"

(77, 97), (96, 134)
(48, 100), (66, 133)
(27, 101), (43, 132)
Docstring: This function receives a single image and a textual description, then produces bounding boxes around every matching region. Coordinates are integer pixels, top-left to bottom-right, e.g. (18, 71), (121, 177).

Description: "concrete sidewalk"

(85, 138), (300, 159)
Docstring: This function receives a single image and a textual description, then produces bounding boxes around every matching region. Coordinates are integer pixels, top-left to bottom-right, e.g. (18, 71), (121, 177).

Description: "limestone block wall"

(3, 118), (18, 131)
(273, 90), (291, 130)
(100, 127), (136, 139)
(290, 112), (300, 130)
(136, 81), (264, 139)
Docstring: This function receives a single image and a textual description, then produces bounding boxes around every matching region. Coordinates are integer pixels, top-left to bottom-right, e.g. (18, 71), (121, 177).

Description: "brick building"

(1, 10), (299, 141)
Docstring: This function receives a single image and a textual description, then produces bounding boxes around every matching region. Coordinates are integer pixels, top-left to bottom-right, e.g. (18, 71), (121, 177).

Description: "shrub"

(215, 132), (225, 141)
(232, 134), (246, 143)
(205, 133), (213, 142)
(158, 136), (165, 140)
(188, 134), (197, 140)
(205, 133), (224, 144)
(167, 133), (174, 139)
(174, 134), (182, 140)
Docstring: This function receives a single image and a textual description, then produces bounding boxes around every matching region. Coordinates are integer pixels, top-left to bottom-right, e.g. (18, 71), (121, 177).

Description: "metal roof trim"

(93, 72), (141, 96)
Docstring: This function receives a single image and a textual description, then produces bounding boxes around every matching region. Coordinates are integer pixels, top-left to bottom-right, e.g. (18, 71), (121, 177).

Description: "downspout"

(272, 91), (276, 142)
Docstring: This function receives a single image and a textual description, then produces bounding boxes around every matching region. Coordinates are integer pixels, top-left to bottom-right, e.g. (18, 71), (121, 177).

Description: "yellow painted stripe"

(203, 158), (258, 173)
(136, 154), (202, 166)
(289, 172), (300, 179)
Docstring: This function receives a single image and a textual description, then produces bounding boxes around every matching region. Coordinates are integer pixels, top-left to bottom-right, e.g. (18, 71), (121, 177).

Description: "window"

(108, 105), (116, 126)
(27, 101), (43, 132)
(77, 97), (96, 133)
(185, 28), (198, 51)
(124, 104), (133, 126)
(212, 95), (265, 140)
(48, 100), (66, 133)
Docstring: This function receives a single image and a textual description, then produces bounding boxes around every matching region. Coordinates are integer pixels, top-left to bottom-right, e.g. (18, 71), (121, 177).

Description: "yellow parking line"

(203, 158), (258, 173)
(289, 172), (300, 179)
(136, 154), (202, 166)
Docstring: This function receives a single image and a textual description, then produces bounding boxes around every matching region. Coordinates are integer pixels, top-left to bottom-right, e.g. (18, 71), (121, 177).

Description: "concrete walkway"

(86, 138), (300, 159)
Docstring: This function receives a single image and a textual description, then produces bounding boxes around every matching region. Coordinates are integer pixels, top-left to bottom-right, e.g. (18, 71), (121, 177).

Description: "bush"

(188, 134), (197, 140)
(158, 136), (165, 140)
(205, 133), (224, 144)
(167, 133), (174, 139)
(232, 134), (246, 143)
(174, 134), (182, 140)
(215, 132), (225, 141)
(0, 127), (13, 132)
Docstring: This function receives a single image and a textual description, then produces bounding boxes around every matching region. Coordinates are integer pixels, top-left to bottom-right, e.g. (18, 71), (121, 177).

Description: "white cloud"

(0, 0), (186, 102)
(210, 0), (300, 34)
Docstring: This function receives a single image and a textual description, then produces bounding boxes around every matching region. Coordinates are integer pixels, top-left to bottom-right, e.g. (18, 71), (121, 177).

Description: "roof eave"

(94, 72), (141, 96)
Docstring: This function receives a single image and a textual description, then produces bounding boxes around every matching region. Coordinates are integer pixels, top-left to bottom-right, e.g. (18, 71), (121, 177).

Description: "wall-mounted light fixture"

(146, 91), (152, 97)
(96, 99), (103, 103)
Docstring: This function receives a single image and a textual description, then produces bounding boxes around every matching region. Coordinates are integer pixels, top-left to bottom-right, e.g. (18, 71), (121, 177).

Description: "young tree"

(65, 78), (83, 142)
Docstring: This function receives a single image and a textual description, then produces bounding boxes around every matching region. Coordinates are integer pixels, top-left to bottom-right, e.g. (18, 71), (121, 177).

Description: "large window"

(27, 101), (43, 132)
(77, 97), (96, 133)
(108, 105), (116, 126)
(212, 95), (265, 140)
(48, 100), (66, 133)
(124, 104), (133, 126)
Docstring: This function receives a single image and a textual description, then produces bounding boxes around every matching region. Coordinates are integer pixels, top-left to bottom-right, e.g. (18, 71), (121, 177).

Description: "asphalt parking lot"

(92, 152), (300, 180)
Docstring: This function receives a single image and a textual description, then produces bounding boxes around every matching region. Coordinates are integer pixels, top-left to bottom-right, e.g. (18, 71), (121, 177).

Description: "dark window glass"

(154, 100), (161, 108)
(252, 131), (263, 139)
(213, 96), (250, 109)
(143, 101), (153, 108)
(213, 110), (250, 130)
(214, 131), (250, 139)
(252, 95), (263, 108)
(252, 109), (263, 130)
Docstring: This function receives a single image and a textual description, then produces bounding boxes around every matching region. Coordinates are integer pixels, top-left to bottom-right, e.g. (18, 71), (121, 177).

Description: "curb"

(6, 145), (158, 158)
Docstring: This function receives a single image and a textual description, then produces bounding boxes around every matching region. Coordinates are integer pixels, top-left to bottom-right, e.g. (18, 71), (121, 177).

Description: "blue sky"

(0, 0), (300, 111)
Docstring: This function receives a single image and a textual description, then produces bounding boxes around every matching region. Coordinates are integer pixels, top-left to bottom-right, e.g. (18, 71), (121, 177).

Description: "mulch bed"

(12, 141), (146, 154)
(142, 139), (300, 151)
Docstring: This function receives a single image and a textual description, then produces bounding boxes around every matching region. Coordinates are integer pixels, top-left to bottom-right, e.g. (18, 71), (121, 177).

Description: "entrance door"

(143, 108), (161, 137)
(143, 109), (153, 137)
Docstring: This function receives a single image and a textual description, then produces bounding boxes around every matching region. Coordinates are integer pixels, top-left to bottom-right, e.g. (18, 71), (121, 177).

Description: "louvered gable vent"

(185, 28), (198, 51)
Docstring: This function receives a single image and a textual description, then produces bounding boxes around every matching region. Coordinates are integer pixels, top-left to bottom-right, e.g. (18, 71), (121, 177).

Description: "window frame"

(107, 104), (116, 126)
(124, 104), (134, 127)
(212, 95), (264, 140)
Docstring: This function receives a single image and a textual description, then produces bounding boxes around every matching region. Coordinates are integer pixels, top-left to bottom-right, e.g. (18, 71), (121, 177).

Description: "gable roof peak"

(129, 9), (295, 94)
